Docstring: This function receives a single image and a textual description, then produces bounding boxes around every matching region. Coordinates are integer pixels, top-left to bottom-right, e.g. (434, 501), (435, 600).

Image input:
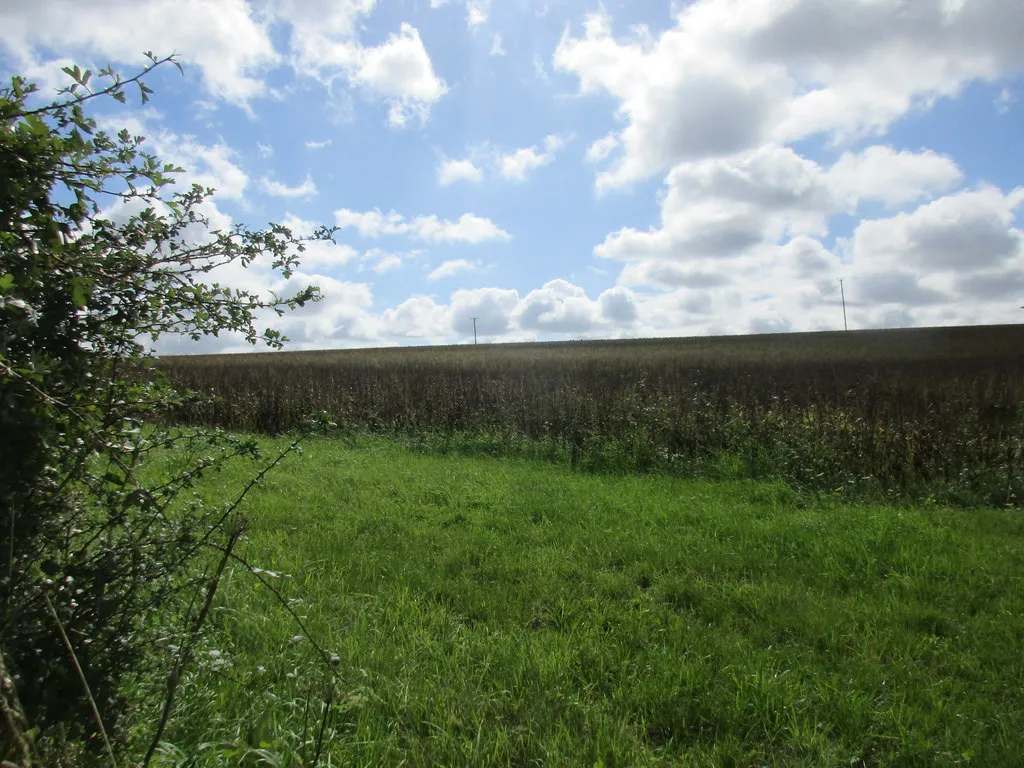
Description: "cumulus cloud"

(595, 142), (979, 268)
(428, 259), (478, 280)
(848, 185), (1024, 272)
(466, 0), (489, 26)
(438, 158), (484, 186)
(381, 295), (452, 338)
(334, 208), (511, 244)
(555, 0), (1024, 188)
(97, 113), (249, 200)
(995, 87), (1016, 113)
(351, 24), (448, 127)
(498, 134), (569, 181)
(279, 214), (360, 269)
(827, 146), (963, 207)
(595, 144), (835, 264)
(372, 254), (403, 273)
(585, 134), (619, 163)
(0, 0), (277, 107)
(451, 287), (520, 337)
(490, 34), (506, 57)
(259, 174), (318, 198)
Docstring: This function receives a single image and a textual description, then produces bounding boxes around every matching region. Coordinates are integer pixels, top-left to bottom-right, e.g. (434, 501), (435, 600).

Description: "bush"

(0, 55), (332, 763)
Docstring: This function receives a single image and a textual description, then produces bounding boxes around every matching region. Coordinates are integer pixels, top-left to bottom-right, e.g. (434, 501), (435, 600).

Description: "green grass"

(135, 435), (1024, 767)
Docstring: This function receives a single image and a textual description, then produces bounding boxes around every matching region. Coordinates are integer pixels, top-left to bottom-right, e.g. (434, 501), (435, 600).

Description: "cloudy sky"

(3, 0), (1024, 351)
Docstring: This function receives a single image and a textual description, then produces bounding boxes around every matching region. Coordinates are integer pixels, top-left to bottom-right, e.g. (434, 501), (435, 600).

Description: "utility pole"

(471, 316), (478, 345)
(838, 278), (848, 332)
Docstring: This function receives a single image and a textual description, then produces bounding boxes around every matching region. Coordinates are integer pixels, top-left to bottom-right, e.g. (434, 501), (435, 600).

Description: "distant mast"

(838, 278), (848, 332)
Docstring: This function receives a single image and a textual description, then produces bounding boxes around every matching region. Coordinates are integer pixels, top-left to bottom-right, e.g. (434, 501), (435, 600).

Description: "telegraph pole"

(838, 278), (848, 332)
(471, 317), (478, 345)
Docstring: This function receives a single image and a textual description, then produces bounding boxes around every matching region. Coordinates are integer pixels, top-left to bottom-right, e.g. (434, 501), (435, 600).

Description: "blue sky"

(3, 0), (1024, 351)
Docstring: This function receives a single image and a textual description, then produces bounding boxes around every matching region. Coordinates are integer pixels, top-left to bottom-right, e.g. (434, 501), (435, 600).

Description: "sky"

(2, 0), (1024, 352)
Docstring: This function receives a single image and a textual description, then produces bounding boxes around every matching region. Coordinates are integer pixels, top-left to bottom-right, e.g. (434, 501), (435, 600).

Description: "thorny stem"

(0, 646), (41, 768)
(42, 592), (118, 768)
(141, 525), (242, 768)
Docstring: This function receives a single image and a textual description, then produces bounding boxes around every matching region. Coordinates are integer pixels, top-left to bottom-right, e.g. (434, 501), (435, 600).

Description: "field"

(160, 324), (1024, 507)
(128, 435), (1024, 767)
(130, 327), (1024, 765)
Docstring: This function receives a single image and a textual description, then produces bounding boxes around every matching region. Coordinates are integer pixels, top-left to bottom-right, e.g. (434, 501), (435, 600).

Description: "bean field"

(159, 324), (1024, 506)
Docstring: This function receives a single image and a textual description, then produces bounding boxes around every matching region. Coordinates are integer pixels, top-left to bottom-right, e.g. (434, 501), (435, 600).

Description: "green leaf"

(0, 274), (13, 294)
(70, 277), (92, 309)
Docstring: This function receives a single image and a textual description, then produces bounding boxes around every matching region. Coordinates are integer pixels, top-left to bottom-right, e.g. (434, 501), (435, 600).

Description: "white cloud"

(451, 287), (520, 337)
(280, 214), (360, 269)
(0, 0), (277, 108)
(334, 208), (511, 243)
(257, 142), (274, 158)
(511, 279), (640, 334)
(595, 142), (974, 266)
(498, 134), (568, 181)
(466, 0), (489, 26)
(305, 139), (332, 149)
(533, 54), (549, 81)
(381, 295), (452, 339)
(351, 23), (449, 127)
(428, 259), (478, 280)
(267, 2), (446, 127)
(490, 33), (506, 57)
(585, 134), (619, 163)
(595, 144), (836, 263)
(996, 86), (1016, 113)
(543, 133), (568, 153)
(827, 146), (963, 207)
(373, 254), (403, 273)
(269, 271), (378, 347)
(848, 185), (1024, 273)
(499, 147), (551, 181)
(607, 182), (1024, 337)
(259, 174), (318, 198)
(98, 113), (249, 200)
(426, 0), (488, 28)
(413, 214), (511, 244)
(438, 158), (484, 186)
(555, 0), (1024, 188)
(7, 1), (447, 125)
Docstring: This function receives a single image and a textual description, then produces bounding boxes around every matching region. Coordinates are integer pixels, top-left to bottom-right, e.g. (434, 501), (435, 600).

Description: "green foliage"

(0, 56), (332, 760)
(160, 326), (1024, 507)
(130, 435), (1024, 766)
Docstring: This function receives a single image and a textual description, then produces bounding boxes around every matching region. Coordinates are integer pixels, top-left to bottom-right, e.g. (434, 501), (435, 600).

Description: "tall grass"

(126, 435), (1024, 767)
(159, 325), (1024, 506)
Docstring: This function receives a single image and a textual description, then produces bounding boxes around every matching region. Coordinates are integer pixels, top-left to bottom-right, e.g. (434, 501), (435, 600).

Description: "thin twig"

(0, 646), (41, 768)
(14, 54), (180, 118)
(197, 440), (303, 551)
(42, 592), (118, 768)
(142, 525), (242, 768)
(310, 682), (334, 767)
(202, 544), (343, 681)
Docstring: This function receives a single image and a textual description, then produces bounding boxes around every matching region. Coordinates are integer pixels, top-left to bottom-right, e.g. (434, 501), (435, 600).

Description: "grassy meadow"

(160, 325), (1024, 507)
(128, 435), (1024, 767)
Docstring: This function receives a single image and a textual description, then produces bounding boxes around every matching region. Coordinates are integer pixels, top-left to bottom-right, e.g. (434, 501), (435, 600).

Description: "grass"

(129, 434), (1024, 767)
